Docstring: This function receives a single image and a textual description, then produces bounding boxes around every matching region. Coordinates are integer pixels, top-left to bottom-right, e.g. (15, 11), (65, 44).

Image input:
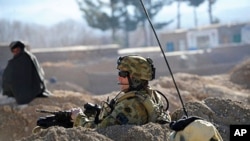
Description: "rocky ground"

(0, 59), (249, 141)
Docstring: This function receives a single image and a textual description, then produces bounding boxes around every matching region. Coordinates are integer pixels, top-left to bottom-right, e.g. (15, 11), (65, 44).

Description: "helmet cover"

(117, 55), (155, 81)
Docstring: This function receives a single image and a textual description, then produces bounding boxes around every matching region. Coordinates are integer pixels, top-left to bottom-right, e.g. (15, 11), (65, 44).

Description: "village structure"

(160, 21), (250, 51)
(1, 21), (250, 94)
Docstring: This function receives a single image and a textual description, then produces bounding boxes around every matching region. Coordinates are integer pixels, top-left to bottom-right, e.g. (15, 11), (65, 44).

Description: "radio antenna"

(139, 0), (188, 117)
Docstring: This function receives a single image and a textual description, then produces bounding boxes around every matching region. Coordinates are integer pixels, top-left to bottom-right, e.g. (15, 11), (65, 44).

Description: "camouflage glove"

(32, 126), (44, 134)
(73, 112), (96, 128)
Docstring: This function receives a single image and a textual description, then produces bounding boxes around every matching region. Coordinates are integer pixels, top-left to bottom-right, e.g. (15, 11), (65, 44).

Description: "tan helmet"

(117, 55), (155, 81)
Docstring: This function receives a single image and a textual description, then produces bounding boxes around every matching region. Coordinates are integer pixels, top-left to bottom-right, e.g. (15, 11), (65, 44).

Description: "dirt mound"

(19, 98), (250, 141)
(150, 72), (249, 111)
(229, 58), (250, 88)
(171, 97), (250, 141)
(0, 91), (99, 141)
(20, 126), (113, 141)
(47, 81), (90, 94)
(1, 59), (250, 141)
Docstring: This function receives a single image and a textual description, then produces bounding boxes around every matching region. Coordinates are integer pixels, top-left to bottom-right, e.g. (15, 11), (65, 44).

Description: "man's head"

(117, 55), (155, 91)
(9, 41), (25, 56)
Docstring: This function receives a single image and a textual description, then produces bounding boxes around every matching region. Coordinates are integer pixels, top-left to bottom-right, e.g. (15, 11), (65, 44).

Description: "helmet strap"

(128, 76), (147, 91)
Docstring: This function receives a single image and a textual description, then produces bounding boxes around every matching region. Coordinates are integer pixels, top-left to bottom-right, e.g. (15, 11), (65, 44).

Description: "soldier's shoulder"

(116, 91), (137, 103)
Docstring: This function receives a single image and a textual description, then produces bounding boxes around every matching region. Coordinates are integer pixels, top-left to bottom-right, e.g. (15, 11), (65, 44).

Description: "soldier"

(33, 55), (223, 141)
(1, 41), (52, 105)
(71, 55), (171, 128)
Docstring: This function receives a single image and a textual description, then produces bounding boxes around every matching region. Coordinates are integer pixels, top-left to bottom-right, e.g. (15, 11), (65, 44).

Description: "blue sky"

(158, 0), (250, 28)
(0, 0), (82, 26)
(0, 0), (250, 29)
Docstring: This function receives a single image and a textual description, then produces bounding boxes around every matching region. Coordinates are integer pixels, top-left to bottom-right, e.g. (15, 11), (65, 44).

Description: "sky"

(0, 0), (82, 26)
(0, 0), (250, 29)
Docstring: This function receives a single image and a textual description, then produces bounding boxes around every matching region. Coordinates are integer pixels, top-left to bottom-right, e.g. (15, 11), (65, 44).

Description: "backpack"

(169, 118), (223, 141)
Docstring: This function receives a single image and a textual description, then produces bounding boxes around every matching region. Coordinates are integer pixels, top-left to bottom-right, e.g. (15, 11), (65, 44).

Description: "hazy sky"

(0, 0), (250, 29)
(0, 0), (82, 25)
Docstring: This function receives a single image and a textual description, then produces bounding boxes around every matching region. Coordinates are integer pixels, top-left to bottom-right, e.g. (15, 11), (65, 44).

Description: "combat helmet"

(117, 55), (155, 81)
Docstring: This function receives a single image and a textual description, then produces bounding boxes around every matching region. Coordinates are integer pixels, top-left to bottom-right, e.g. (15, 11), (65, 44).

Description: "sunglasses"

(118, 71), (129, 78)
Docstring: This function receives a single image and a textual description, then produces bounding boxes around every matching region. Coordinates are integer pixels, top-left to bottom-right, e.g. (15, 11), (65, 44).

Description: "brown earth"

(0, 59), (249, 141)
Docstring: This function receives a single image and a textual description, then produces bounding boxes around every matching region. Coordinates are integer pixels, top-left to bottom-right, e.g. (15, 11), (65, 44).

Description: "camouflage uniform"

(74, 55), (171, 128)
(74, 88), (171, 128)
(74, 92), (145, 128)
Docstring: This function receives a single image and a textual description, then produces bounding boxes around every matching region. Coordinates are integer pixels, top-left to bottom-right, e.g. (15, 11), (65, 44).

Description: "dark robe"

(2, 49), (51, 104)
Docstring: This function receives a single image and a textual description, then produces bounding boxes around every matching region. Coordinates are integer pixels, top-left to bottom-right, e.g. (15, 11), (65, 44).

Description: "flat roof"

(31, 44), (120, 53)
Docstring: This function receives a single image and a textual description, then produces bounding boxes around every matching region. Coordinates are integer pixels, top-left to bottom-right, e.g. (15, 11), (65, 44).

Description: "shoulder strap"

(154, 90), (169, 111)
(116, 92), (137, 103)
(144, 89), (171, 123)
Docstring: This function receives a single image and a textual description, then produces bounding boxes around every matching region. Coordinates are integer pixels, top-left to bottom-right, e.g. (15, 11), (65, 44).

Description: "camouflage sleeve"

(97, 97), (148, 128)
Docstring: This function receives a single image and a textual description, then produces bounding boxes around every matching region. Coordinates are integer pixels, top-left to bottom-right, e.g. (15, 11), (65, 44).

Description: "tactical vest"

(116, 88), (171, 124)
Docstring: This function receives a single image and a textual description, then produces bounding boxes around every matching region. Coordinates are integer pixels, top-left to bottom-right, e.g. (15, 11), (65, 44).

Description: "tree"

(174, 0), (187, 29)
(115, 0), (139, 47)
(129, 0), (173, 46)
(77, 0), (172, 47)
(176, 0), (181, 29)
(188, 0), (205, 27)
(0, 19), (106, 48)
(76, 0), (122, 43)
(208, 0), (219, 24)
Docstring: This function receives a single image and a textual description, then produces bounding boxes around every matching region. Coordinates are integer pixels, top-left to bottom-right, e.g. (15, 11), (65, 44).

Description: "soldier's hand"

(70, 107), (83, 121)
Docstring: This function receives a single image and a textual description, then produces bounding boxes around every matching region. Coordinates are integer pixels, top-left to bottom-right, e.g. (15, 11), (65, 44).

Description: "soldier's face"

(118, 75), (129, 91)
